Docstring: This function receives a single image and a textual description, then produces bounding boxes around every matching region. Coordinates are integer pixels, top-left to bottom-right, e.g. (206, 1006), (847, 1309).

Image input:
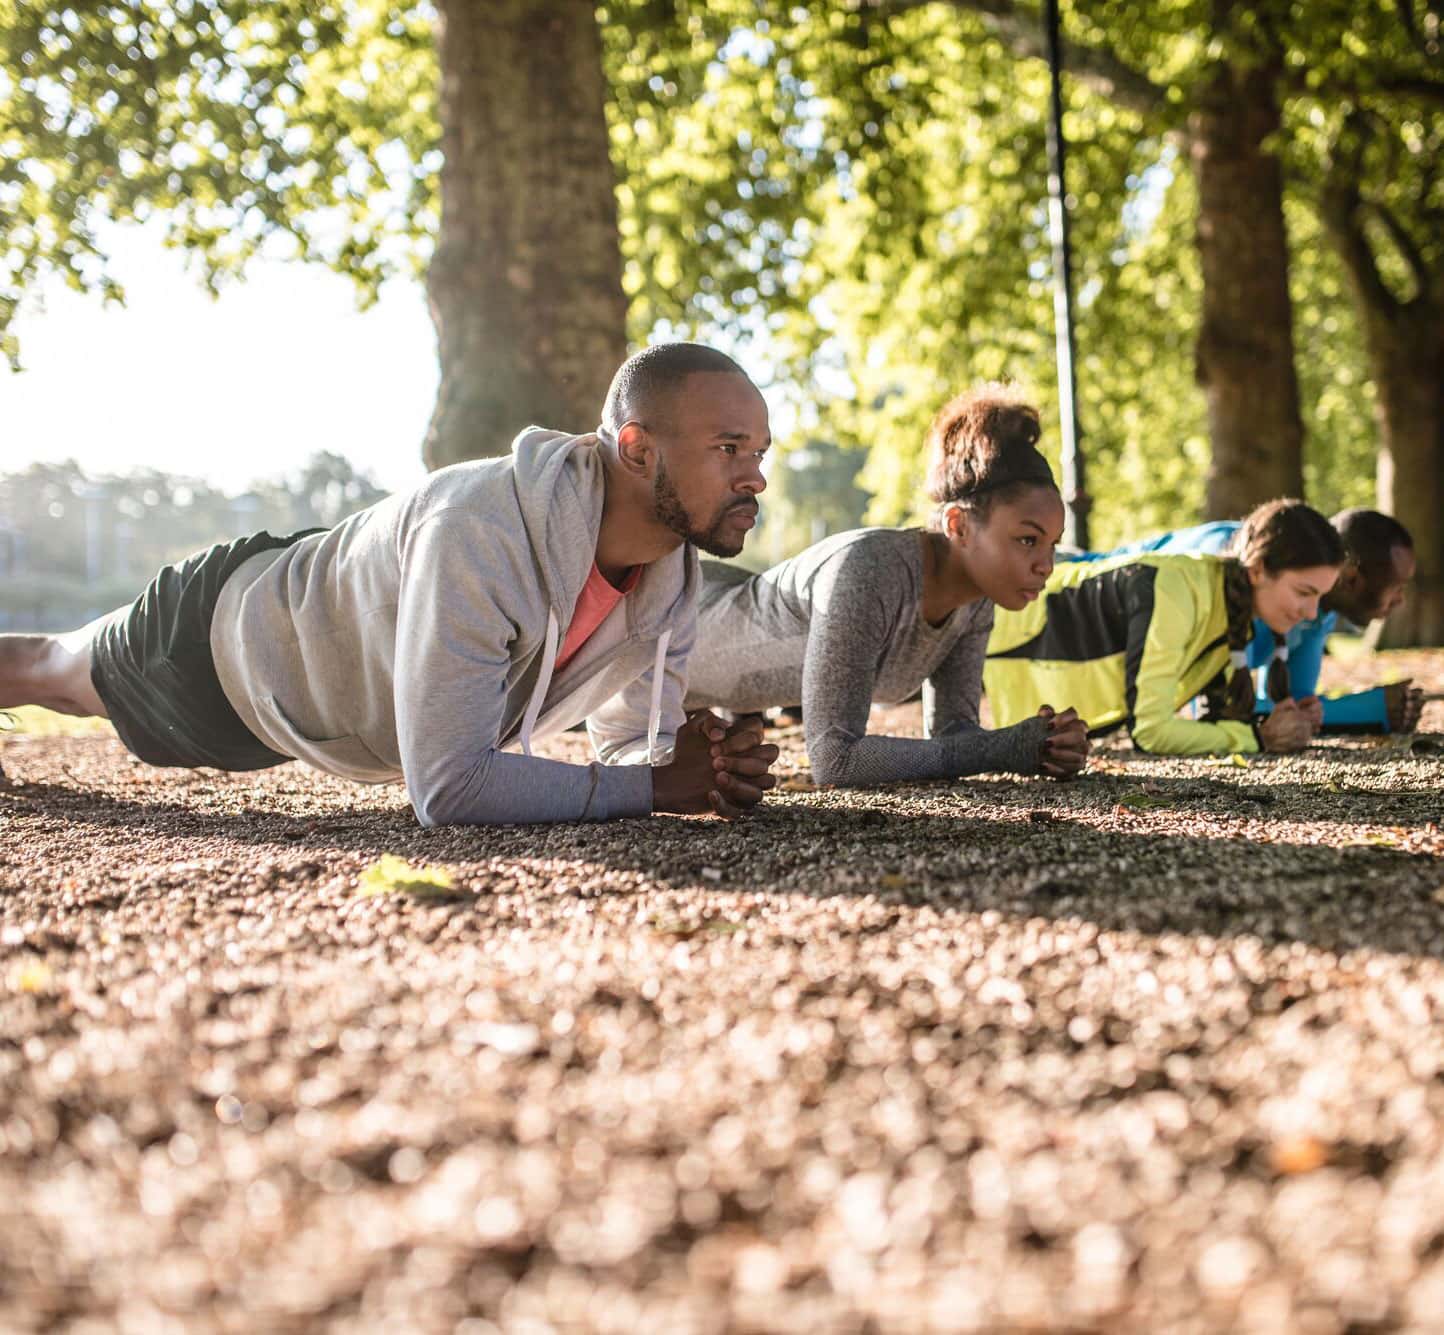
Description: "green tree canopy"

(4, 0), (1439, 626)
(1, 0), (437, 375)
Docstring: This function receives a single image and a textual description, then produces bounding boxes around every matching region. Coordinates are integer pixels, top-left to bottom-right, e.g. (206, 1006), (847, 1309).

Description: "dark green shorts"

(89, 530), (319, 770)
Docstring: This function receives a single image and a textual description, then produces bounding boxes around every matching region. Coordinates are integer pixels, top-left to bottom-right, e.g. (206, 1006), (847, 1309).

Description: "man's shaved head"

(1332, 508), (1413, 573)
(1328, 508), (1416, 625)
(601, 342), (749, 437)
(597, 342), (769, 560)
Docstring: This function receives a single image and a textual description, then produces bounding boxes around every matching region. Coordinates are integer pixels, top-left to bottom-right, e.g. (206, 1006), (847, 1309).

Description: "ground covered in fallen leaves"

(2, 650), (1443, 1333)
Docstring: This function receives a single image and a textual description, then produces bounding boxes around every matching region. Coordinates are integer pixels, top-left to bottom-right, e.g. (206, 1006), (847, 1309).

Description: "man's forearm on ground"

(1319, 686), (1391, 732)
(407, 749), (653, 825)
(1251, 684), (1392, 732)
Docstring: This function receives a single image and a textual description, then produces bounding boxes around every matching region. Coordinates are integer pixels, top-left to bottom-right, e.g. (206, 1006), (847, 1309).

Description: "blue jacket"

(1066, 522), (1389, 730)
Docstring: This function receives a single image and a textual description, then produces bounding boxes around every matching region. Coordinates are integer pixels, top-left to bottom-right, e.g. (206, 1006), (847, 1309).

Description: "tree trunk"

(1320, 177), (1444, 648)
(1189, 59), (1306, 518)
(1372, 315), (1444, 646)
(424, 0), (628, 469)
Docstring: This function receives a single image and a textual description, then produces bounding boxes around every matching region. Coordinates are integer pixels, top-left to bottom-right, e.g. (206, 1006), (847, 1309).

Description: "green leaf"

(1338, 832), (1404, 849)
(1207, 753), (1252, 768)
(357, 855), (459, 898)
(1118, 789), (1174, 810)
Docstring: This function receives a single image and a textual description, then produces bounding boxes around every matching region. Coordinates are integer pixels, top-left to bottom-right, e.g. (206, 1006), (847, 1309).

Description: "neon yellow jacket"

(984, 552), (1260, 756)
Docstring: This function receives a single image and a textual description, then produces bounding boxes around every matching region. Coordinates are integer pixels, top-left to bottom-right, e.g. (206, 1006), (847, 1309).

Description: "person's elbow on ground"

(406, 753), (499, 827)
(1127, 706), (1227, 757)
(1128, 716), (1243, 759)
(411, 784), (471, 828)
(806, 735), (856, 789)
(411, 783), (539, 827)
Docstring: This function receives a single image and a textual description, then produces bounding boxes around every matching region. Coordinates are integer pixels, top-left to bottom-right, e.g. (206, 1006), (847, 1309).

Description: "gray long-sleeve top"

(684, 528), (1049, 787)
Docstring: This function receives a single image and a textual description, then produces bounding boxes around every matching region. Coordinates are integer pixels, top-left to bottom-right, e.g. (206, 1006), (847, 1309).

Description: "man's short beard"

(653, 456), (749, 558)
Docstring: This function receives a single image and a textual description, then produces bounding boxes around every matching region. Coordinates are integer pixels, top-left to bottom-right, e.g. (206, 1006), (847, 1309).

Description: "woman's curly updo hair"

(924, 383), (1058, 528)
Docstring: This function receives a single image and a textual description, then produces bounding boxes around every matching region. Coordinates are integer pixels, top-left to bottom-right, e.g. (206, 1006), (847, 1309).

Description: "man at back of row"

(1066, 508), (1422, 732)
(0, 342), (780, 821)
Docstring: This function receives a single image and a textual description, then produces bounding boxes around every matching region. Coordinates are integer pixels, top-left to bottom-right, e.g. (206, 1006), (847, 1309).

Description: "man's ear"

(614, 421), (653, 477)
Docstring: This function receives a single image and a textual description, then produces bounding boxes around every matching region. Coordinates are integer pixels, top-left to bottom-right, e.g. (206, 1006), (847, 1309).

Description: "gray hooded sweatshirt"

(209, 428), (696, 825)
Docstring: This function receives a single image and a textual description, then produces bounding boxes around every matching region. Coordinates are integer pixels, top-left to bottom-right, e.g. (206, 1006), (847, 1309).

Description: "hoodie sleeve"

(1125, 562), (1260, 756)
(393, 509), (653, 825)
(587, 595), (695, 767)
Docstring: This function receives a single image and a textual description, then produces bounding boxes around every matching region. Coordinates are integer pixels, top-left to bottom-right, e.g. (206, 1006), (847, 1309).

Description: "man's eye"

(1019, 536), (1036, 547)
(720, 444), (737, 456)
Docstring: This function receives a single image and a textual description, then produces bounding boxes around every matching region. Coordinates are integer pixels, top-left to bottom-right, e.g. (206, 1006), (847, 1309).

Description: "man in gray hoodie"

(0, 343), (778, 824)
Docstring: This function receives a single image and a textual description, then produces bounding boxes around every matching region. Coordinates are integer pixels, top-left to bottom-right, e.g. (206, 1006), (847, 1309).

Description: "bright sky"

(2, 222), (436, 494)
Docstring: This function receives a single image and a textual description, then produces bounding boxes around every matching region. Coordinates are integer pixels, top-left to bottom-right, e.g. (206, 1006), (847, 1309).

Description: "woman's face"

(950, 486), (1066, 611)
(1248, 562), (1341, 636)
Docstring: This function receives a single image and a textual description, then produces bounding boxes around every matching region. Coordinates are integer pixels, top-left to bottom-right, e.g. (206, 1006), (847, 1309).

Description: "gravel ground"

(2, 651), (1443, 1333)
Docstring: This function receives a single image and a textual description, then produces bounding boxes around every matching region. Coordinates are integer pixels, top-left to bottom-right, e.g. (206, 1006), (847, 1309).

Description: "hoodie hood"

(510, 425), (605, 620)
(509, 423), (699, 637)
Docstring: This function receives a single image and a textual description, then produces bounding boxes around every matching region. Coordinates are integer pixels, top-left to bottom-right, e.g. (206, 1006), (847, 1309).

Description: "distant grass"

(0, 706), (114, 737)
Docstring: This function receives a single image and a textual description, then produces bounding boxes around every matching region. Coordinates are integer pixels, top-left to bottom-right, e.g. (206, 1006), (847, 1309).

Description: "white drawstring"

(519, 610), (560, 757)
(519, 608), (666, 762)
(647, 629), (670, 764)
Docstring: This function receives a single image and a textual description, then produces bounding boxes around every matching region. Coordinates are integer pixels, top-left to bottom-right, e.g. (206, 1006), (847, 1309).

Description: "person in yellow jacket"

(984, 499), (1345, 756)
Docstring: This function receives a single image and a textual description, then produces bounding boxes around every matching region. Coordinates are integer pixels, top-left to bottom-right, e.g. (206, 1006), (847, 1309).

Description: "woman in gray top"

(684, 385), (1091, 787)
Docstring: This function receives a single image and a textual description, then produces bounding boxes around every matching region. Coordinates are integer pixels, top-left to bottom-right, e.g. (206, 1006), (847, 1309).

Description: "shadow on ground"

(6, 737), (1443, 962)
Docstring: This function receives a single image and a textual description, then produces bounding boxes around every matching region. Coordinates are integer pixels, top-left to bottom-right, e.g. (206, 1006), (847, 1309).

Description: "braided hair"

(1204, 559), (1265, 721)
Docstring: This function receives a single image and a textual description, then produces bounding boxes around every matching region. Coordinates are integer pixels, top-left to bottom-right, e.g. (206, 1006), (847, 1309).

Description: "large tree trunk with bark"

(1373, 318), (1444, 646)
(424, 0), (628, 469)
(1322, 180), (1444, 646)
(1189, 59), (1306, 518)
(943, 0), (1310, 525)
